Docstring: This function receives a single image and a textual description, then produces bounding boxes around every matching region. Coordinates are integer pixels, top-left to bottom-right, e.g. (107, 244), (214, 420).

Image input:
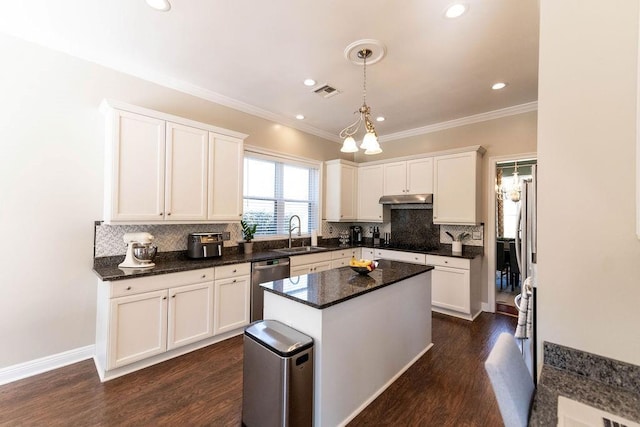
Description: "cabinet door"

(325, 162), (357, 221)
(407, 158), (433, 194)
(213, 275), (250, 335)
(331, 258), (351, 269)
(167, 282), (214, 350)
(108, 290), (168, 369)
(108, 110), (166, 221)
(361, 247), (375, 260)
(431, 266), (470, 314)
(209, 134), (244, 221)
(164, 122), (208, 221)
(357, 165), (384, 222)
(433, 152), (478, 225)
(383, 161), (408, 195)
(376, 249), (426, 264)
(290, 265), (313, 277)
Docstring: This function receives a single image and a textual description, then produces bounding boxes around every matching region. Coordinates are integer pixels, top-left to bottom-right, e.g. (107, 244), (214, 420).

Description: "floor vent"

(313, 84), (340, 98)
(557, 396), (640, 427)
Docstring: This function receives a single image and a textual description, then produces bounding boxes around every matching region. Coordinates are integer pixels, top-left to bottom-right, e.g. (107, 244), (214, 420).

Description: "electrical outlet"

(329, 226), (334, 235)
(472, 231), (482, 240)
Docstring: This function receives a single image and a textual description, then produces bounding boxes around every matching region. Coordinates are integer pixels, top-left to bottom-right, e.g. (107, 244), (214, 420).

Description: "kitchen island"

(261, 259), (433, 427)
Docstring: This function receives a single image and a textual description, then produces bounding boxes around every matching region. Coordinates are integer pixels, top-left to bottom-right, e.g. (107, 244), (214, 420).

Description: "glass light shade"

(360, 131), (377, 150)
(364, 139), (382, 155)
(340, 136), (358, 153)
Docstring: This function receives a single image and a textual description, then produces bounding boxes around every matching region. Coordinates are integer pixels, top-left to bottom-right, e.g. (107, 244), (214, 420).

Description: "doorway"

(486, 153), (537, 316)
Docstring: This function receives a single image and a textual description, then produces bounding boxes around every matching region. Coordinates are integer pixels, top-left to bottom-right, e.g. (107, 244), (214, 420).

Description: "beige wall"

(0, 33), (344, 369)
(537, 0), (640, 365)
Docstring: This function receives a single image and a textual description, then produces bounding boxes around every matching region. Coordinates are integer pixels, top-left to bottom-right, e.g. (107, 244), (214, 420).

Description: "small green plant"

(455, 232), (470, 242)
(240, 220), (257, 242)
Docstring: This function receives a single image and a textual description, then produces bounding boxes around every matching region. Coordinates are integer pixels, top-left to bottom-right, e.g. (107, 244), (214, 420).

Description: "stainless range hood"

(379, 194), (433, 205)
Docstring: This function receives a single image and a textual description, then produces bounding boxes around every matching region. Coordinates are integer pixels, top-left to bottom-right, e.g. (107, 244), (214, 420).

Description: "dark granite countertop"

(93, 242), (479, 282)
(529, 342), (640, 426)
(261, 259), (433, 309)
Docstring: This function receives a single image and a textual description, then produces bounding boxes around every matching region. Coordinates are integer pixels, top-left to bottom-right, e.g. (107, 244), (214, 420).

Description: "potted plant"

(446, 231), (469, 254)
(240, 219), (257, 254)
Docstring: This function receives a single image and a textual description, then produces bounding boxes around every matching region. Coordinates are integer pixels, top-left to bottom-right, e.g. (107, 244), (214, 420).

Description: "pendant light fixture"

(339, 48), (382, 155)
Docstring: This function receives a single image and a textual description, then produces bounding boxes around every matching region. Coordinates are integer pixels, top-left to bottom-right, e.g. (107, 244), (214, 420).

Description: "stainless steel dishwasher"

(251, 257), (290, 321)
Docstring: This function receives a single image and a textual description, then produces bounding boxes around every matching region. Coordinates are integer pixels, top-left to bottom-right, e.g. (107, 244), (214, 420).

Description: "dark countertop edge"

(261, 265), (434, 310)
(93, 243), (479, 281)
(529, 365), (640, 426)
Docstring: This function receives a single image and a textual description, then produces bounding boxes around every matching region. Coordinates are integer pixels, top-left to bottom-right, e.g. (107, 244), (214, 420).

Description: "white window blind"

(243, 152), (320, 238)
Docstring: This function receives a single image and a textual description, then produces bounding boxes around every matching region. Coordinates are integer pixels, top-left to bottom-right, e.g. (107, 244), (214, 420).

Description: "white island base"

(263, 271), (432, 427)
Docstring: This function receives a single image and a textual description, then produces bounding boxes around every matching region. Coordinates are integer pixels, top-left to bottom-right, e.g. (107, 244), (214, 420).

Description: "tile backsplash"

(94, 218), (484, 258)
(440, 224), (484, 247)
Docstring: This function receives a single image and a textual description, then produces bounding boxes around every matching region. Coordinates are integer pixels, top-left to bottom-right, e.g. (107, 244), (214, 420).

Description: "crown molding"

(379, 102), (539, 143)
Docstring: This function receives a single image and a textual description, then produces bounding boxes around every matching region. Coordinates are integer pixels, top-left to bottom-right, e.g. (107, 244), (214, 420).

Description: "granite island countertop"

(261, 259), (433, 309)
(529, 342), (640, 426)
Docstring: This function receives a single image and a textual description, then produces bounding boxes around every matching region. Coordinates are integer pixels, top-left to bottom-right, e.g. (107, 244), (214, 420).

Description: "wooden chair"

(496, 241), (510, 289)
(484, 333), (535, 427)
(509, 241), (520, 291)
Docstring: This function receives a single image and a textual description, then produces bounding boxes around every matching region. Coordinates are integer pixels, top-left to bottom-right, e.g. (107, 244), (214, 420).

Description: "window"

(243, 151), (320, 238)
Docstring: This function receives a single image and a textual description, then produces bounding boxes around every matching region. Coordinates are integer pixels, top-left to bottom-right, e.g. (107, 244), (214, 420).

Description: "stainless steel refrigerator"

(514, 164), (537, 382)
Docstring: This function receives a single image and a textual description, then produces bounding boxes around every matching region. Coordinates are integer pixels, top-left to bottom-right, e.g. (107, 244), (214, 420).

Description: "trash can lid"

(244, 320), (313, 357)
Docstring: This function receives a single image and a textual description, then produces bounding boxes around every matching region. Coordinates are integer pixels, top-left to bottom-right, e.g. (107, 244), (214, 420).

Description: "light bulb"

(364, 139), (382, 155)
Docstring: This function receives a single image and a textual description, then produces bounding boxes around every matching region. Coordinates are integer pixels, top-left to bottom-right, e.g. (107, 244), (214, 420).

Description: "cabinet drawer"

(426, 255), (470, 270)
(290, 252), (332, 267)
(331, 248), (357, 259)
(375, 249), (426, 265)
(110, 268), (214, 298)
(215, 262), (251, 280)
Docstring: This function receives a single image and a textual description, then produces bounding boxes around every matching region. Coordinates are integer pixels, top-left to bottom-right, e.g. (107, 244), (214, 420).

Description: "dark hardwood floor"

(0, 313), (516, 426)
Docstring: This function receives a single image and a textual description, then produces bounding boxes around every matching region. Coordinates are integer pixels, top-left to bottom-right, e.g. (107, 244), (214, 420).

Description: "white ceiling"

(0, 0), (539, 143)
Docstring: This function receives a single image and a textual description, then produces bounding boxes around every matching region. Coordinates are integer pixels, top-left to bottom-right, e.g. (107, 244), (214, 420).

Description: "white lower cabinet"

(330, 247), (361, 269)
(213, 263), (251, 335)
(96, 265), (251, 381)
(290, 252), (333, 276)
(167, 282), (215, 350)
(108, 289), (168, 369)
(426, 255), (482, 321)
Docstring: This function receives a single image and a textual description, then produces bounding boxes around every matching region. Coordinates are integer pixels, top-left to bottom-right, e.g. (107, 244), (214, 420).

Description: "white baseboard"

(482, 302), (494, 313)
(0, 345), (95, 386)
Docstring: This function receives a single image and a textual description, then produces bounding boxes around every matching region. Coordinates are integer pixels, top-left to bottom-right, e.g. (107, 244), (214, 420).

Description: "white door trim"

(486, 152), (537, 313)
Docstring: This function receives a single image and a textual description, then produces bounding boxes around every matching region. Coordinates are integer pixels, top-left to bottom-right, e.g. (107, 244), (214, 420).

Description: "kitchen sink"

(273, 246), (326, 254)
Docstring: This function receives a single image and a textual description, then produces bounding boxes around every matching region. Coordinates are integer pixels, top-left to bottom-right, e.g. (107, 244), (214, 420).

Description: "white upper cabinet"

(165, 122), (208, 221)
(101, 100), (247, 224)
(433, 149), (483, 225)
(105, 109), (166, 222)
(357, 164), (384, 222)
(325, 160), (357, 221)
(208, 134), (244, 221)
(383, 158), (433, 195)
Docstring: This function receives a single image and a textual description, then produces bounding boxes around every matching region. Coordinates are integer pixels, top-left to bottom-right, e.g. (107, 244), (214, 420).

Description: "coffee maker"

(350, 226), (363, 244)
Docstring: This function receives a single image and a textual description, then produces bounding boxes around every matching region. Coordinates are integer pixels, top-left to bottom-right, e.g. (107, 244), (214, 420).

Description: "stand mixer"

(118, 232), (157, 269)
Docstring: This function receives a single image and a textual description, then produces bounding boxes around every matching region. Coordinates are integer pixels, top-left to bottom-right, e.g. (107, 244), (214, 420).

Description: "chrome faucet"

(288, 215), (301, 248)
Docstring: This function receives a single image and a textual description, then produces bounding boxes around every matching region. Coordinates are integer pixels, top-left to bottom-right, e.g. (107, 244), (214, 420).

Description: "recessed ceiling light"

(376, 116), (385, 122)
(303, 78), (316, 87)
(492, 82), (508, 90)
(445, 3), (467, 18)
(146, 0), (171, 11)
(295, 114), (305, 120)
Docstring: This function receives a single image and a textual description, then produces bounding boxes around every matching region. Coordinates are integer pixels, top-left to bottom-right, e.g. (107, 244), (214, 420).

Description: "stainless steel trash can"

(242, 320), (314, 427)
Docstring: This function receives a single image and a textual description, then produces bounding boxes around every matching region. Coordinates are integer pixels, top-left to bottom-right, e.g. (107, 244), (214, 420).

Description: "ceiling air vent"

(313, 84), (340, 99)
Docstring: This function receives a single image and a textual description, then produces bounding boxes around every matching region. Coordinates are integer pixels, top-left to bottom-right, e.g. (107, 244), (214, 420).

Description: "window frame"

(242, 146), (323, 241)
